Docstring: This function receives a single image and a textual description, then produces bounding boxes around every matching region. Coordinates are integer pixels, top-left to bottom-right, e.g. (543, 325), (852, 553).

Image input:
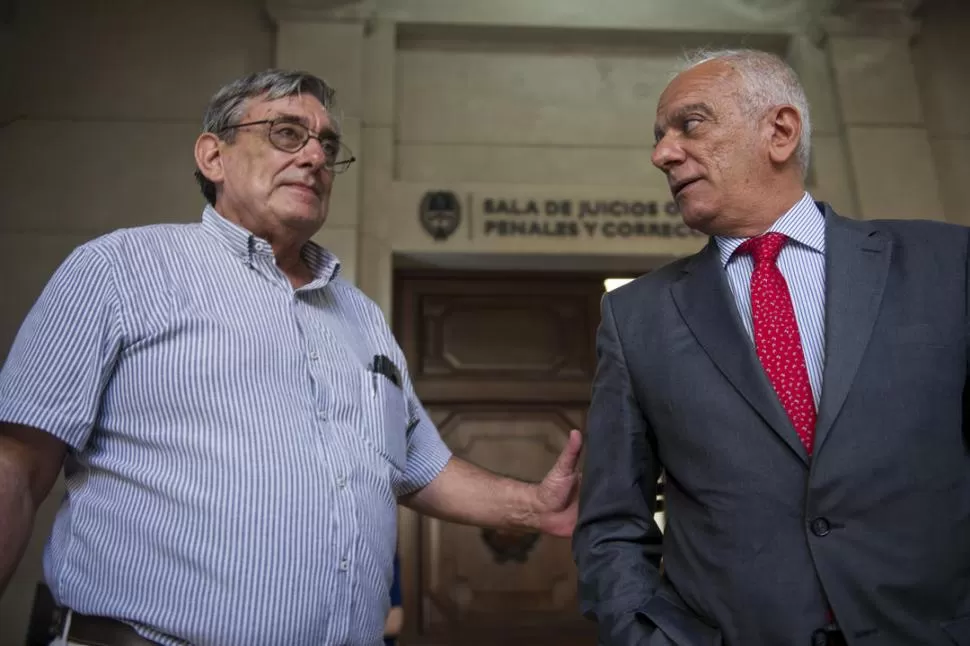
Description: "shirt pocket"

(364, 371), (409, 472)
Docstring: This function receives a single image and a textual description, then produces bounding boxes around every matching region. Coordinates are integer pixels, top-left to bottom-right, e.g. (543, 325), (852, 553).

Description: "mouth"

(284, 182), (322, 199)
(670, 177), (701, 198)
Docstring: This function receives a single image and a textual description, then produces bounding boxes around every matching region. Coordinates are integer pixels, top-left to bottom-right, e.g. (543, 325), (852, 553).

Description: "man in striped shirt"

(0, 69), (581, 646)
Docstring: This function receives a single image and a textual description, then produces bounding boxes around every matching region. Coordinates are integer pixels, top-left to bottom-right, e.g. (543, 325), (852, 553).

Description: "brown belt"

(62, 611), (160, 646)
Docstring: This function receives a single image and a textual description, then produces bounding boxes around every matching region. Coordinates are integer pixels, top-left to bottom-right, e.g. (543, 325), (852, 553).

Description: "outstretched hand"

(534, 429), (583, 537)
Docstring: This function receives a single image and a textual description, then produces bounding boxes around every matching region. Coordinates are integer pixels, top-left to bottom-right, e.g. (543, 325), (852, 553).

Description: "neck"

(718, 180), (805, 238)
(215, 200), (316, 288)
(274, 243), (314, 288)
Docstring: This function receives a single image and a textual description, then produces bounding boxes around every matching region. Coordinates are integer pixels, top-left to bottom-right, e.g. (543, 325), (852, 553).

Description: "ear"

(766, 105), (802, 167)
(194, 133), (225, 186)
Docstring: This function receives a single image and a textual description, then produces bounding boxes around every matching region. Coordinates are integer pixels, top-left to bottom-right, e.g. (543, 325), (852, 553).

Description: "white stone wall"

(1, 0), (968, 643)
(396, 30), (710, 188)
(913, 0), (970, 226)
(0, 1), (274, 643)
(824, 5), (945, 222)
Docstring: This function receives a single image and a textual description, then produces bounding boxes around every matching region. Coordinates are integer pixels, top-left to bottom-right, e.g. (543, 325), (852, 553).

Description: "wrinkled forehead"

(242, 92), (335, 133)
(655, 61), (737, 125)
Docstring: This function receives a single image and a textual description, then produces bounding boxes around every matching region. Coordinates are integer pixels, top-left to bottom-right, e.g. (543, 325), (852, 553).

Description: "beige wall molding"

(820, 0), (923, 43)
(266, 0), (370, 24)
(269, 0), (811, 34)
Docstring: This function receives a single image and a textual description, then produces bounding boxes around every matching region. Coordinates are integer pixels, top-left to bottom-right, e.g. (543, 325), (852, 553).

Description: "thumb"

(551, 429), (583, 477)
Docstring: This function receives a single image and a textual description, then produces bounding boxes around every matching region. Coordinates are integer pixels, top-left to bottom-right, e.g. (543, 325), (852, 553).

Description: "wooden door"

(394, 271), (607, 646)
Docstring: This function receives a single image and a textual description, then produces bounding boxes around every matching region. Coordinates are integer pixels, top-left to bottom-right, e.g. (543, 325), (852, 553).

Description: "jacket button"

(811, 629), (828, 646)
(810, 517), (831, 537)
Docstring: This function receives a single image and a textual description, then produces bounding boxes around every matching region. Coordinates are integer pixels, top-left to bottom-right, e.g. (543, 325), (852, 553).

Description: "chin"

(289, 210), (326, 228)
(678, 203), (717, 235)
(278, 199), (326, 223)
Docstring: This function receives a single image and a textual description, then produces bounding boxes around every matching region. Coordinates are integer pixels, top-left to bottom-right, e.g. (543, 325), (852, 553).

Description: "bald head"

(651, 49), (810, 237)
(679, 49), (812, 175)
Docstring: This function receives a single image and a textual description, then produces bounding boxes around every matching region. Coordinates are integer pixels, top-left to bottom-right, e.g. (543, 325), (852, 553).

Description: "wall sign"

(479, 197), (704, 239)
(417, 191), (706, 242)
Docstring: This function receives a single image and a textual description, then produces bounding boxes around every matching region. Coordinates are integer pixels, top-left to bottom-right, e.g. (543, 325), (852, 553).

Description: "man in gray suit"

(573, 48), (970, 646)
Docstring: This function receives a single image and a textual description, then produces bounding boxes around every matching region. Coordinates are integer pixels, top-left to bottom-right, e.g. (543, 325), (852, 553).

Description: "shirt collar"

(714, 192), (825, 267)
(201, 205), (342, 284)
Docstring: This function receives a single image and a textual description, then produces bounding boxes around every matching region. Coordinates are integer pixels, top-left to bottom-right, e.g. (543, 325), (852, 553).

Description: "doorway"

(393, 270), (614, 646)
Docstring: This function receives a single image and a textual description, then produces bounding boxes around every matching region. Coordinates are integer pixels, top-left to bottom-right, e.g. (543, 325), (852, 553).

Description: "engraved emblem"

(419, 191), (461, 242)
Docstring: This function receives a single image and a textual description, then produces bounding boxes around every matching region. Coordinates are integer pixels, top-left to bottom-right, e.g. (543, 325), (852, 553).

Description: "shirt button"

(339, 559), (349, 571)
(810, 517), (831, 537)
(309, 351), (319, 361)
(317, 410), (328, 420)
(336, 475), (347, 488)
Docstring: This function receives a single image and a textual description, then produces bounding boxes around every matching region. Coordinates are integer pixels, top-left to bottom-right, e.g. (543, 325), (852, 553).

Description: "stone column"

(821, 0), (945, 220)
(788, 30), (860, 215)
(357, 18), (396, 318)
(267, 0), (368, 284)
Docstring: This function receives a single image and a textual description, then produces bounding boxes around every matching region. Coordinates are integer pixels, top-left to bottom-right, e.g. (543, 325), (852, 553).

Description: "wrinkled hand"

(535, 429), (583, 537)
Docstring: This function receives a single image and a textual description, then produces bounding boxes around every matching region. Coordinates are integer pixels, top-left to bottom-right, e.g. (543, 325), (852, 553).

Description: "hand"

(534, 429), (583, 537)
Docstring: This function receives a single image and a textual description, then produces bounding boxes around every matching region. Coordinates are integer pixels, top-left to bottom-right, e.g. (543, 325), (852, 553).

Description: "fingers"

(553, 429), (584, 476)
(568, 429), (583, 459)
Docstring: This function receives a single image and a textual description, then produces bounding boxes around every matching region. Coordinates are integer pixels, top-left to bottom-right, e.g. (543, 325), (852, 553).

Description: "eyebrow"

(273, 112), (340, 140)
(654, 102), (715, 141)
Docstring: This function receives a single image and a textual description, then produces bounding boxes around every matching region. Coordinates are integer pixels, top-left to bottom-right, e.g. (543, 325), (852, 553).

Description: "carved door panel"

(418, 406), (591, 643)
(395, 272), (604, 646)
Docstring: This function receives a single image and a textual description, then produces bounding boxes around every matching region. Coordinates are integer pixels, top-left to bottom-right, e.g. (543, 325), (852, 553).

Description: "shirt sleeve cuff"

(0, 399), (90, 450)
(396, 404), (452, 497)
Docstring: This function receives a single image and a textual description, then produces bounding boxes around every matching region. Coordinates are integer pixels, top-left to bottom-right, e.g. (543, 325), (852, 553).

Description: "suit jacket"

(573, 203), (970, 646)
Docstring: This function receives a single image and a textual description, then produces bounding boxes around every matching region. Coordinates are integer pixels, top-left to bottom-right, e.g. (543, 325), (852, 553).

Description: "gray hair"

(681, 49), (812, 178)
(194, 69), (339, 206)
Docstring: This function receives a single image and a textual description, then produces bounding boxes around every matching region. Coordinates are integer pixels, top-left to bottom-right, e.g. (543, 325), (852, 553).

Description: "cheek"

(707, 138), (753, 183)
(247, 165), (284, 200)
(232, 148), (281, 189)
(705, 141), (731, 172)
(225, 154), (258, 187)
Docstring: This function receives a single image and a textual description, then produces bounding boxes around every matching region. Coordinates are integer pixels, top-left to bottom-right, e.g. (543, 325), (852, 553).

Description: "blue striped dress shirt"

(714, 192), (827, 407)
(0, 206), (452, 645)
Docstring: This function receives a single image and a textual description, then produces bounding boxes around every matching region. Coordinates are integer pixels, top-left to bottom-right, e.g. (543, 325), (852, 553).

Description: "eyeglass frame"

(217, 117), (356, 173)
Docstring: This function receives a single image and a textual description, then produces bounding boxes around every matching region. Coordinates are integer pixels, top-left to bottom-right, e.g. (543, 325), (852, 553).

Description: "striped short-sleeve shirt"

(0, 206), (452, 645)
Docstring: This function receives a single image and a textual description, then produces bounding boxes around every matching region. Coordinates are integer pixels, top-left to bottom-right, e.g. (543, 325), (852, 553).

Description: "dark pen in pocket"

(371, 354), (402, 388)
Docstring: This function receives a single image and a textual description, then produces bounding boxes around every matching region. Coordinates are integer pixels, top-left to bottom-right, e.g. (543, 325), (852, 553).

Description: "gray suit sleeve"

(573, 293), (709, 646)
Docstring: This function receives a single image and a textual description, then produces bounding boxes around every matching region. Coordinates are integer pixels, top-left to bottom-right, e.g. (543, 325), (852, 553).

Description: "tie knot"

(737, 232), (788, 266)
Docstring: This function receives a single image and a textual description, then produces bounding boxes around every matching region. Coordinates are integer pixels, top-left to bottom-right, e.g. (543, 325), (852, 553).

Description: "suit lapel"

(671, 240), (810, 466)
(814, 205), (891, 456)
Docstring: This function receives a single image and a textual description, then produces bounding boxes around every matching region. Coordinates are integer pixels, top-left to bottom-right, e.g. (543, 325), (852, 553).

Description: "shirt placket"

(294, 292), (359, 644)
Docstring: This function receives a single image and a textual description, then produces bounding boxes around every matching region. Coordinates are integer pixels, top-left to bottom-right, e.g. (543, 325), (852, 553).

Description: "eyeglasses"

(218, 118), (356, 174)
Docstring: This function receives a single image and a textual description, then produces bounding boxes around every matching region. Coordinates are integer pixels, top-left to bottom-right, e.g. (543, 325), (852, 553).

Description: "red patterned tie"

(737, 233), (817, 455)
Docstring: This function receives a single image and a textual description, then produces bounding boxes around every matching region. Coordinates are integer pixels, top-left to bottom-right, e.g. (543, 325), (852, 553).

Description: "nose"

(297, 136), (327, 171)
(651, 135), (685, 172)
